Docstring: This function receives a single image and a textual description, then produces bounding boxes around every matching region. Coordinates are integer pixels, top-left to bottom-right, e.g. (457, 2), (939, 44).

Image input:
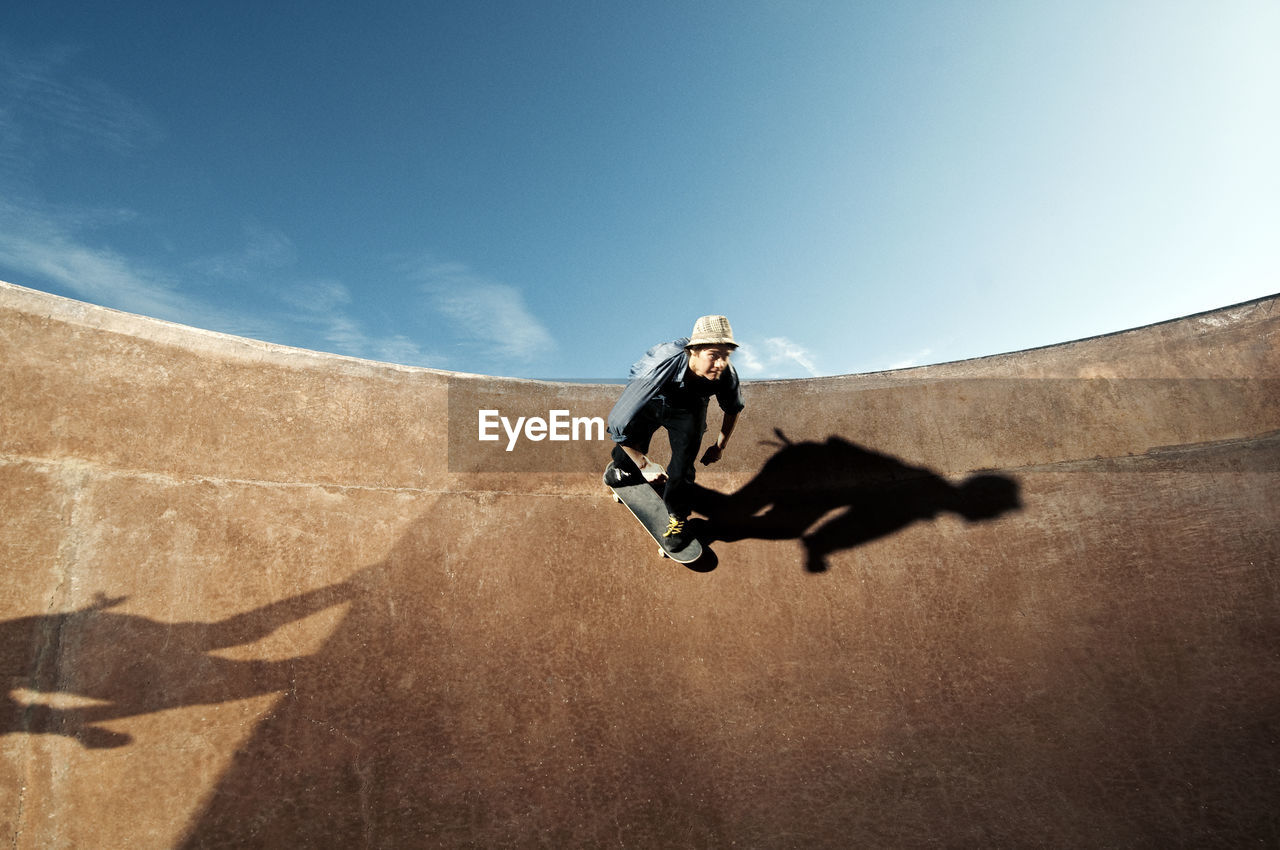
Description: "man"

(605, 315), (745, 551)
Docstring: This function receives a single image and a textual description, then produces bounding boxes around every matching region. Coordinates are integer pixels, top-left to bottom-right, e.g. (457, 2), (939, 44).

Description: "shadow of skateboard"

(604, 463), (708, 566)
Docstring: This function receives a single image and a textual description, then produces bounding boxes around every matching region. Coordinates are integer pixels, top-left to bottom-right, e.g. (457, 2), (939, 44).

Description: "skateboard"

(604, 462), (704, 564)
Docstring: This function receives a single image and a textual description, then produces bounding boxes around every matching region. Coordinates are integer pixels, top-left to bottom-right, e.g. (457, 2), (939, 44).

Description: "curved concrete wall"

(2, 279), (1277, 847)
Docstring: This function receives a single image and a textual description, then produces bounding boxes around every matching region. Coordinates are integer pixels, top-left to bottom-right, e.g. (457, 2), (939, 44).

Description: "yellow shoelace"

(663, 516), (685, 537)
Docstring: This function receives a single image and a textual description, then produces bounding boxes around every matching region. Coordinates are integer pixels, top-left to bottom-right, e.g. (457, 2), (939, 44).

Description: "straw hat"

(687, 315), (737, 349)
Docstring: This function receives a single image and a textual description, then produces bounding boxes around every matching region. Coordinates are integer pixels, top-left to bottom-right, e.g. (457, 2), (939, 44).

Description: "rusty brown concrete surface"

(2, 279), (1278, 847)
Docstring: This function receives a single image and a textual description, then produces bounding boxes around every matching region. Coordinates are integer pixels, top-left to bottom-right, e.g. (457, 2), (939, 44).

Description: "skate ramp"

(2, 279), (1277, 847)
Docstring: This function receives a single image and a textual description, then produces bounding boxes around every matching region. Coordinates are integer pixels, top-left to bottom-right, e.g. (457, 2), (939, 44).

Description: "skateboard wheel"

(658, 547), (668, 558)
(613, 494), (622, 503)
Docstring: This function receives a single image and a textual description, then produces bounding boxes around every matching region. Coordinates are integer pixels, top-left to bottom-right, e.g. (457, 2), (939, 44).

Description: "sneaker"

(605, 463), (641, 488)
(662, 514), (692, 551)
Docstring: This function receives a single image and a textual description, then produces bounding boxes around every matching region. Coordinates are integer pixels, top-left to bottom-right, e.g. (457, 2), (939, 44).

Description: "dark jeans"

(611, 397), (707, 518)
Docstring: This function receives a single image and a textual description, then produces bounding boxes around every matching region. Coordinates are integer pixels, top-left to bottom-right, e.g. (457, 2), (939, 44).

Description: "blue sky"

(2, 1), (1277, 380)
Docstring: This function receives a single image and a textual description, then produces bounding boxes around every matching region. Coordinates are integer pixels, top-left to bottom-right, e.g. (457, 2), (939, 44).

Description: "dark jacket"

(607, 338), (744, 443)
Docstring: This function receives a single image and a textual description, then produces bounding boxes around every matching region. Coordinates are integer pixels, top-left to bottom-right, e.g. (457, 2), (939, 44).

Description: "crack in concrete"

(0, 452), (586, 499)
(9, 462), (90, 847)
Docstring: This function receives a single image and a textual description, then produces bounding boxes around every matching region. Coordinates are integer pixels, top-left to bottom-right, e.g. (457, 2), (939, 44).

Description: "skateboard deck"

(605, 463), (704, 564)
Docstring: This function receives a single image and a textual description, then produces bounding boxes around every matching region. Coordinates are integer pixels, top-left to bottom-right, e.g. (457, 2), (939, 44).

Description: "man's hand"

(622, 446), (666, 483)
(639, 456), (667, 483)
(641, 465), (667, 483)
(702, 412), (737, 466)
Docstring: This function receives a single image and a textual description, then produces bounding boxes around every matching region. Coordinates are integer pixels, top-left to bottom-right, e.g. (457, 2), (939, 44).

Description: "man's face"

(689, 345), (733, 380)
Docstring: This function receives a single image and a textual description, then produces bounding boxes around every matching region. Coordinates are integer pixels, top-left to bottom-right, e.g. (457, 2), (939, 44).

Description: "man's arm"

(700, 410), (738, 465)
(607, 342), (687, 443)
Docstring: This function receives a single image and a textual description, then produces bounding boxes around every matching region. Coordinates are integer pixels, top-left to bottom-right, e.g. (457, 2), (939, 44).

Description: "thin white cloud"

(0, 44), (162, 171)
(733, 344), (766, 376)
(0, 196), (195, 322)
(0, 45), (445, 370)
(189, 238), (445, 366)
(883, 348), (934, 371)
(281, 279), (352, 314)
(282, 279), (442, 366)
(190, 223), (297, 280)
(0, 49), (200, 324)
(764, 337), (819, 376)
(735, 336), (821, 379)
(410, 260), (555, 361)
(0, 197), (441, 366)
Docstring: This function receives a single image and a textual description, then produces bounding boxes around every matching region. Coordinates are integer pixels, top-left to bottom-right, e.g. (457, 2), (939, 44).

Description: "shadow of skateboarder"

(691, 430), (1022, 572)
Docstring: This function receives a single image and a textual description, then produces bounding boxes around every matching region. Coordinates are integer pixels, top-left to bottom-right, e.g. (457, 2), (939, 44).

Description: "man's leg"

(610, 443), (645, 479)
(660, 407), (705, 519)
(609, 402), (660, 482)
